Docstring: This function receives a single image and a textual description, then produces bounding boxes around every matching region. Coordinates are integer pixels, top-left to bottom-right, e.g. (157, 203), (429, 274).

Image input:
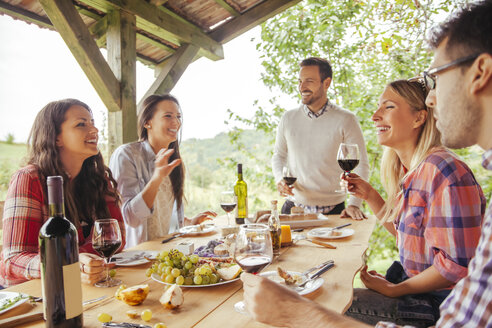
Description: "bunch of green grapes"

(145, 249), (220, 286)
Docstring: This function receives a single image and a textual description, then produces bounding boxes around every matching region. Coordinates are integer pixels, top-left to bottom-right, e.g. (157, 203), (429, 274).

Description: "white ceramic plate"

(151, 273), (240, 287)
(179, 223), (216, 236)
(112, 250), (159, 266)
(0, 291), (29, 315)
(275, 213), (330, 229)
(307, 228), (355, 239)
(259, 270), (323, 295)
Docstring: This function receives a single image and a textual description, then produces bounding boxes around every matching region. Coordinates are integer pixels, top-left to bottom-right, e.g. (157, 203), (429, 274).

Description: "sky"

(0, 14), (293, 144)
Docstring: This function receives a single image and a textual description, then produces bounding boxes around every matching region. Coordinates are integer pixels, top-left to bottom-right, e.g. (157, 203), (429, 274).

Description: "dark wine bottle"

(39, 176), (83, 327)
(234, 164), (248, 224)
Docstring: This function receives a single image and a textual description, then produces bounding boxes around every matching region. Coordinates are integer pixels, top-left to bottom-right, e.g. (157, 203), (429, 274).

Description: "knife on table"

(161, 232), (185, 243)
(103, 323), (152, 328)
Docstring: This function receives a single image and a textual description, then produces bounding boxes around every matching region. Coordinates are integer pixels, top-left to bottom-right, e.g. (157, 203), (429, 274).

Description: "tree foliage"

(226, 0), (492, 266)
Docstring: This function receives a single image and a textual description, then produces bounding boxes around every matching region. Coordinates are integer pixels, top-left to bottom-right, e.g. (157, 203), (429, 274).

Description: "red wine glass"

(335, 143), (360, 193)
(92, 218), (122, 287)
(234, 223), (273, 314)
(220, 191), (237, 227)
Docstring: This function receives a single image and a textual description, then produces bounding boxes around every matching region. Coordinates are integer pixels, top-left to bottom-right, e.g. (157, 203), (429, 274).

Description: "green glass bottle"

(234, 163), (248, 224)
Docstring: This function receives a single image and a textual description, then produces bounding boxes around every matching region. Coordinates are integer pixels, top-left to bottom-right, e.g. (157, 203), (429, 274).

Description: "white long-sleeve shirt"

(272, 102), (369, 208)
(109, 140), (183, 248)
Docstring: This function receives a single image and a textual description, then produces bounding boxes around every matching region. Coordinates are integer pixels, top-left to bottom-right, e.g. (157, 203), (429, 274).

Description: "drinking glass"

(233, 223), (273, 314)
(220, 191), (237, 226)
(335, 143), (360, 193)
(92, 218), (122, 287)
(282, 166), (297, 203)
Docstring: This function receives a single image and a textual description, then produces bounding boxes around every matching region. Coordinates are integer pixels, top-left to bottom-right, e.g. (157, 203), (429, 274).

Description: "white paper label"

(62, 262), (83, 319)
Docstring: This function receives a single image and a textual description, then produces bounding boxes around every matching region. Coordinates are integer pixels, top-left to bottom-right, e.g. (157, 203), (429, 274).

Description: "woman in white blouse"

(109, 94), (216, 248)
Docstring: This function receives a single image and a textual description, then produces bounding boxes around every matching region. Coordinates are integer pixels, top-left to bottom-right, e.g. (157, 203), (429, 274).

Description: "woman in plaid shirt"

(0, 99), (126, 287)
(343, 80), (486, 327)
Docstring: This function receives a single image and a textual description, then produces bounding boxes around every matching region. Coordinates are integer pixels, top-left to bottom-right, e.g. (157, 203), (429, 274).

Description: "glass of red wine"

(234, 223), (273, 314)
(282, 166), (297, 203)
(92, 218), (122, 287)
(335, 143), (360, 193)
(220, 191), (237, 227)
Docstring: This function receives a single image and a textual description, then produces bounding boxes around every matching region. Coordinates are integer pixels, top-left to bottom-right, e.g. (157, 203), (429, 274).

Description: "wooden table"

(0, 215), (376, 327)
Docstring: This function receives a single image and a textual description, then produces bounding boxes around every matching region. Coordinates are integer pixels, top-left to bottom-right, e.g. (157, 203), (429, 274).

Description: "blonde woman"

(343, 79), (485, 327)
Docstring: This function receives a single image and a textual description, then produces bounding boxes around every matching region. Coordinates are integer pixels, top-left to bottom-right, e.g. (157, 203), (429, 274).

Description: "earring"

(145, 125), (151, 129)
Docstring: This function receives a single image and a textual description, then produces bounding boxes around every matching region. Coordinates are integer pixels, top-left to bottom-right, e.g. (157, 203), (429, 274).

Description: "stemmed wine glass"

(233, 224), (273, 314)
(220, 191), (237, 227)
(92, 218), (122, 287)
(335, 143), (360, 193)
(282, 166), (297, 202)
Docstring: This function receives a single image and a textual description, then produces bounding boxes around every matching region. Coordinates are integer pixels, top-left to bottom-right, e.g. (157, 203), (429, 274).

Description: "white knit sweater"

(272, 103), (369, 208)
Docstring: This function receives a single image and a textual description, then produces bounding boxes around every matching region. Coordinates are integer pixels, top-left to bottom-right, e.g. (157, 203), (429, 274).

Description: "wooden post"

(106, 9), (137, 156)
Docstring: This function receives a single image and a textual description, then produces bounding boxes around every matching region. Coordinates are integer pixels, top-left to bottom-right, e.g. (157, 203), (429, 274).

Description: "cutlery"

(103, 323), (152, 328)
(329, 223), (351, 230)
(293, 234), (337, 249)
(112, 252), (146, 264)
(297, 262), (335, 289)
(300, 260), (334, 277)
(0, 296), (109, 327)
(162, 232), (185, 243)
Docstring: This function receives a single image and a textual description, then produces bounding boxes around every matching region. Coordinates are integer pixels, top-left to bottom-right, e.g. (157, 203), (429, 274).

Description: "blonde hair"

(379, 79), (442, 223)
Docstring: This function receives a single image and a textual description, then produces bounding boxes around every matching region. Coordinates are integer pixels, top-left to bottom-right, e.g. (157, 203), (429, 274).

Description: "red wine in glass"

(237, 256), (272, 274)
(93, 241), (122, 258)
(220, 203), (237, 213)
(338, 159), (359, 172)
(283, 176), (297, 186)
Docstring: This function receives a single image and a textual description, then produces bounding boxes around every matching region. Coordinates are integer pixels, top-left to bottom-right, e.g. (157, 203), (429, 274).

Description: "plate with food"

(254, 209), (330, 228)
(0, 291), (29, 315)
(112, 250), (159, 266)
(148, 248), (242, 287)
(307, 227), (355, 239)
(179, 222), (216, 236)
(260, 267), (323, 295)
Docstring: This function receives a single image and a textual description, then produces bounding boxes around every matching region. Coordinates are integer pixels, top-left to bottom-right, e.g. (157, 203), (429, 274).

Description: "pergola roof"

(0, 0), (299, 66)
(0, 0), (300, 153)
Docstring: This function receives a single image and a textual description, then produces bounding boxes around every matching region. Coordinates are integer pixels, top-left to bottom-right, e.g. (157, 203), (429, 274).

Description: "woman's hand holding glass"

(340, 172), (373, 201)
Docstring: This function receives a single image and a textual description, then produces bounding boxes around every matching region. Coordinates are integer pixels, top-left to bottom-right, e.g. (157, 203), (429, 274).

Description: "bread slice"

(279, 213), (318, 221)
(217, 264), (242, 280)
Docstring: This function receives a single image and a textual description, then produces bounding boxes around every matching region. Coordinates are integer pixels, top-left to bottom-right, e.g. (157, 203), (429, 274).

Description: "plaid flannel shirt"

(394, 148), (485, 284)
(377, 149), (489, 328)
(0, 165), (126, 287)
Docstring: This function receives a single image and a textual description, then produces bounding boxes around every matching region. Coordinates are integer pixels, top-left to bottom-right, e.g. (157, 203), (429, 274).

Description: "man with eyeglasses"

(240, 1), (492, 327)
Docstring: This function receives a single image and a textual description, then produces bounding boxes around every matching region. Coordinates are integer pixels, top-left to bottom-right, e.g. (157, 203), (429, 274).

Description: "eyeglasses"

(423, 53), (480, 90)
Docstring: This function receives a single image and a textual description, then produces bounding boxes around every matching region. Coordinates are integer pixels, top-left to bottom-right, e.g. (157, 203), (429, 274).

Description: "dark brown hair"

(27, 98), (119, 227)
(428, 1), (492, 57)
(300, 57), (333, 81)
(138, 94), (184, 209)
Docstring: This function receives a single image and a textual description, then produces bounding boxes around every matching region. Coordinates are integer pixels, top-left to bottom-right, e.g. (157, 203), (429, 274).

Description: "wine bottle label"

(63, 262), (83, 319)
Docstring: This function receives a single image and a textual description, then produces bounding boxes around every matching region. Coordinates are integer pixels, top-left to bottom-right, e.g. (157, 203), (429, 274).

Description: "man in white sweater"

(272, 57), (369, 219)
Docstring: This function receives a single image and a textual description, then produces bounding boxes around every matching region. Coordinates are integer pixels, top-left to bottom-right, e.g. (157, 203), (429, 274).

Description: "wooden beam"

(150, 0), (169, 5)
(89, 15), (108, 47)
(138, 43), (199, 110)
(107, 9), (138, 152)
(213, 0), (240, 17)
(78, 0), (224, 61)
(39, 0), (121, 112)
(0, 0), (53, 29)
(210, 0), (301, 43)
(137, 33), (176, 54)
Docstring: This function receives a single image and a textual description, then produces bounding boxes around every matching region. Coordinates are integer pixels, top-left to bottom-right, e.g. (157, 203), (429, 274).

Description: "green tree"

(226, 0), (491, 267)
